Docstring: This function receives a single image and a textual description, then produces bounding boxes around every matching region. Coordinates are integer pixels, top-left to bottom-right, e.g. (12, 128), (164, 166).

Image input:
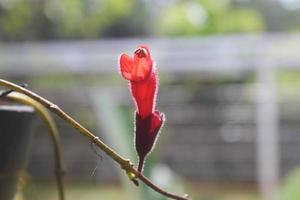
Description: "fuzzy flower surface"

(119, 45), (164, 172)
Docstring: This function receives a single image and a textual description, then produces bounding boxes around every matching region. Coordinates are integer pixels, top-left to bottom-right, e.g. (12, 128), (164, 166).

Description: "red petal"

(119, 54), (135, 81)
(130, 71), (157, 118)
(119, 46), (153, 82)
(135, 57), (152, 79)
(149, 111), (164, 135)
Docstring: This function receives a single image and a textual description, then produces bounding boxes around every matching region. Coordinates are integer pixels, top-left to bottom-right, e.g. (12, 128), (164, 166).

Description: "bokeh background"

(1, 0), (300, 199)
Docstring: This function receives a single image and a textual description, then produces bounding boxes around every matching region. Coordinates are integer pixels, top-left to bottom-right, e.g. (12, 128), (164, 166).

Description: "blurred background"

(1, 0), (300, 199)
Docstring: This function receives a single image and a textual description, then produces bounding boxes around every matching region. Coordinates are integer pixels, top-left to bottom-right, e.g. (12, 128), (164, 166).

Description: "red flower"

(119, 45), (164, 172)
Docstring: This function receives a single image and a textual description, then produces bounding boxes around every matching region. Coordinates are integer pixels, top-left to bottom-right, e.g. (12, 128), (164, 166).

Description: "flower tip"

(134, 45), (151, 58)
(119, 46), (153, 82)
(134, 48), (147, 58)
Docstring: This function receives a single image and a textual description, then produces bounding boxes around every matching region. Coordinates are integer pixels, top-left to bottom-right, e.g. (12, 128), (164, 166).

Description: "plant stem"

(6, 92), (65, 200)
(0, 79), (189, 200)
(137, 156), (145, 173)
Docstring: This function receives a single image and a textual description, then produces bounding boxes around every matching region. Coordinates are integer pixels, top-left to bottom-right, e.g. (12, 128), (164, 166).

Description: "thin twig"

(5, 92), (65, 200)
(0, 83), (27, 97)
(90, 136), (103, 177)
(138, 173), (190, 200)
(0, 79), (190, 200)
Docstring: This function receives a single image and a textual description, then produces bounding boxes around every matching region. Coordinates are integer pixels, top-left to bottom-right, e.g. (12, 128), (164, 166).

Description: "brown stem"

(137, 156), (145, 173)
(0, 79), (190, 200)
(138, 172), (190, 200)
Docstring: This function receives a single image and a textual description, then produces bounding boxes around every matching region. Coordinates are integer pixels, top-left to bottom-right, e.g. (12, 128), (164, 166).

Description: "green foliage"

(0, 0), (134, 40)
(0, 0), (266, 40)
(46, 0), (133, 38)
(158, 2), (206, 36)
(281, 166), (300, 200)
(158, 0), (265, 36)
(215, 8), (265, 33)
(0, 1), (34, 40)
(277, 70), (300, 90)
